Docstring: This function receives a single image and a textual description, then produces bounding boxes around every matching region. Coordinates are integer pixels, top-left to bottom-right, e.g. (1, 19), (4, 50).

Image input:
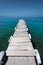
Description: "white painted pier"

(6, 19), (36, 65)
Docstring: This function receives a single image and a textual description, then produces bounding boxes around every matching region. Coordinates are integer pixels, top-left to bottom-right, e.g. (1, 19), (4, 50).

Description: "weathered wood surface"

(6, 19), (36, 65)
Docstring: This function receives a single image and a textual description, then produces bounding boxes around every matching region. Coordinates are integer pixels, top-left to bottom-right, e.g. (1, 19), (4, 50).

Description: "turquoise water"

(25, 17), (43, 58)
(0, 17), (18, 51)
(0, 17), (43, 59)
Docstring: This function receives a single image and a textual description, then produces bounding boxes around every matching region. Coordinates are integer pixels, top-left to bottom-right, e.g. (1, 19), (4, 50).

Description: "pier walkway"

(6, 19), (36, 65)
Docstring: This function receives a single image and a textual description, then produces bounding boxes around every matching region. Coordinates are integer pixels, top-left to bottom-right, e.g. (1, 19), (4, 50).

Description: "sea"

(0, 17), (43, 59)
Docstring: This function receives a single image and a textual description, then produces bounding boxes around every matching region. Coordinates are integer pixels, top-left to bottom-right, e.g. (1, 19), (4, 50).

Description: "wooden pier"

(6, 19), (36, 65)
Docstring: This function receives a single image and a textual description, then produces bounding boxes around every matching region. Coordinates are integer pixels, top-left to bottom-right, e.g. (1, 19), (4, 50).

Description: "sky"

(0, 0), (43, 17)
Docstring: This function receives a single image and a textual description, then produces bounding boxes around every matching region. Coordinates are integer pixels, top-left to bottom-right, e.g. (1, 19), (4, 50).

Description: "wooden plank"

(6, 50), (35, 56)
(9, 42), (33, 47)
(6, 57), (36, 65)
(13, 33), (29, 37)
(13, 31), (28, 35)
(9, 37), (31, 43)
(7, 45), (34, 51)
(15, 28), (28, 32)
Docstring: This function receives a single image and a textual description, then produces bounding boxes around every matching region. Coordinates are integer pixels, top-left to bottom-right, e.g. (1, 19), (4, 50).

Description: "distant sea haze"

(0, 17), (43, 59)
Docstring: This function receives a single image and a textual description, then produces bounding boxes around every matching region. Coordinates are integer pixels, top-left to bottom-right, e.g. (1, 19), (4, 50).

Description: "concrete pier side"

(6, 19), (36, 65)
